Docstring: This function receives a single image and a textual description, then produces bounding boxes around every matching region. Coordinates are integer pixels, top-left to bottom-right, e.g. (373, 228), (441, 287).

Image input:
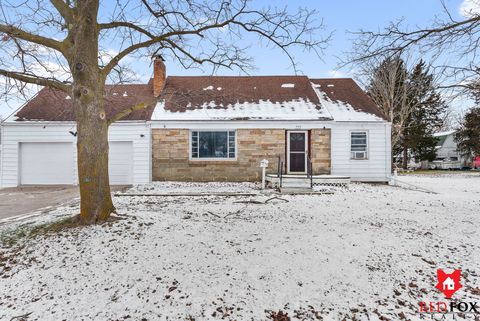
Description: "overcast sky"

(0, 0), (476, 119)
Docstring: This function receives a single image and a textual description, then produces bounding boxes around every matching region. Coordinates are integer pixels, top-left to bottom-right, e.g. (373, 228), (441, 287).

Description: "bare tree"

(365, 55), (448, 169)
(0, 0), (328, 223)
(344, 0), (480, 91)
(364, 56), (413, 150)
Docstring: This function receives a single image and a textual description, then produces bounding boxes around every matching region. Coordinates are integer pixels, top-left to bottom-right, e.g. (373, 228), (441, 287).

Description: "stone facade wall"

(152, 128), (331, 181)
(310, 129), (331, 174)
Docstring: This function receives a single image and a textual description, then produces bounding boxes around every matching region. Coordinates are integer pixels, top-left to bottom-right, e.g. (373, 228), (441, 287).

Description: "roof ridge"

(310, 78), (355, 81)
(166, 75), (310, 79)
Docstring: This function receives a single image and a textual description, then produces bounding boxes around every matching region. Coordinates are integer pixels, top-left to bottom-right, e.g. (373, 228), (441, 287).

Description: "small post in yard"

(389, 169), (398, 186)
(260, 159), (269, 189)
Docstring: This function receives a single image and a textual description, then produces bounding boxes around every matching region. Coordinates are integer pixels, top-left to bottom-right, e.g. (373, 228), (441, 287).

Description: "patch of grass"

(0, 215), (83, 248)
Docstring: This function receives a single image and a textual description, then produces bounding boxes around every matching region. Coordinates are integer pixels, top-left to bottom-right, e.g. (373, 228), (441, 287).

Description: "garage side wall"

(0, 123), (151, 188)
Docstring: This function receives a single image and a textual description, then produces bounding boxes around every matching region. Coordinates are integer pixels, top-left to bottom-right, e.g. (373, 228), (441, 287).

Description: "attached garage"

(0, 123), (151, 188)
(108, 141), (133, 185)
(19, 142), (75, 185)
(0, 82), (155, 189)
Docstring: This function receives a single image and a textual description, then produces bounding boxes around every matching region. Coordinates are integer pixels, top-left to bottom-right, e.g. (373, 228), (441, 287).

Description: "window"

(351, 131), (368, 160)
(191, 131), (236, 159)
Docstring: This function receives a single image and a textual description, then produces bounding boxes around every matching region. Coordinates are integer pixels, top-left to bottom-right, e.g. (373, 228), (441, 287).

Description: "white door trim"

(286, 130), (308, 174)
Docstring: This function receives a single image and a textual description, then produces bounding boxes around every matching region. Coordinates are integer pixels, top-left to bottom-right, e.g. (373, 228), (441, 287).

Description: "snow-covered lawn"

(1, 174), (479, 320)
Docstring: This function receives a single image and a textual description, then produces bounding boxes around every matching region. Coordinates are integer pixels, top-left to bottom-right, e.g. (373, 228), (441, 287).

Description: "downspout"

(386, 123), (389, 182)
(386, 122), (393, 184)
(148, 121), (152, 184)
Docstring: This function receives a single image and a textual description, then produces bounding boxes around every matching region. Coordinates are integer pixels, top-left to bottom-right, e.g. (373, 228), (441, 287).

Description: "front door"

(287, 131), (308, 173)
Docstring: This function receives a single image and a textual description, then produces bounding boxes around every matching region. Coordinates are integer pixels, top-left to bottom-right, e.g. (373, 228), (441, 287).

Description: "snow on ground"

(125, 181), (261, 194)
(1, 174), (479, 320)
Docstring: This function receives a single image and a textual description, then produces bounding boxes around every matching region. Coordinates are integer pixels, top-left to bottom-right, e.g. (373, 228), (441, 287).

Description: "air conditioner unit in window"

(352, 151), (367, 159)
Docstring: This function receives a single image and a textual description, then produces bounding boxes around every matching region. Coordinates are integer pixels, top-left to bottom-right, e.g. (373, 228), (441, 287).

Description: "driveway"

(0, 186), (80, 221)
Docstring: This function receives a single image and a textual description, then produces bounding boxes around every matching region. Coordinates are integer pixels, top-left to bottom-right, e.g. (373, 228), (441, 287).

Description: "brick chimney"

(153, 56), (166, 97)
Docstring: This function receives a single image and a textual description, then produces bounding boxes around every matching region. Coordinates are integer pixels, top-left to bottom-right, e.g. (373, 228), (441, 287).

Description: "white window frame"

(350, 131), (368, 160)
(189, 130), (237, 161)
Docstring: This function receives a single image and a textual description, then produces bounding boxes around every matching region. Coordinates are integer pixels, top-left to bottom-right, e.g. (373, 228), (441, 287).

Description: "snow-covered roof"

(311, 83), (385, 122)
(152, 98), (332, 121)
(11, 76), (388, 123)
(11, 84), (155, 122)
(152, 76), (333, 121)
(310, 79), (387, 121)
(152, 76), (387, 122)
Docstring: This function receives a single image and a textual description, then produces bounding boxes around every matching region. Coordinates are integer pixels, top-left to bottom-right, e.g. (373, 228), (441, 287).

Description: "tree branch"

(98, 21), (156, 39)
(101, 14), (252, 78)
(0, 24), (66, 53)
(0, 68), (70, 92)
(107, 100), (154, 125)
(49, 0), (73, 24)
(350, 16), (480, 63)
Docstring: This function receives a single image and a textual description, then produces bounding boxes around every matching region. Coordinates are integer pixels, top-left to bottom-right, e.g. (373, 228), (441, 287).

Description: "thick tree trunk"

(75, 100), (115, 223)
(69, 0), (115, 223)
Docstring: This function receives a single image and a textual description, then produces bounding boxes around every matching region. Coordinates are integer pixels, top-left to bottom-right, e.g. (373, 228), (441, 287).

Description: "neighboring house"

(434, 130), (461, 160)
(429, 130), (465, 169)
(0, 58), (392, 188)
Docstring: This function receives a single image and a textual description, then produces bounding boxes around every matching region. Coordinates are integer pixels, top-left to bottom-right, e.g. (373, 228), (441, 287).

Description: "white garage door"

(20, 142), (74, 185)
(109, 141), (133, 185)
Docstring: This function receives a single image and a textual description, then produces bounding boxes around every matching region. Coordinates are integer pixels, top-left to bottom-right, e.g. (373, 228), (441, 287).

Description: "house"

(0, 58), (392, 188)
(443, 277), (455, 290)
(429, 130), (465, 169)
(434, 131), (461, 161)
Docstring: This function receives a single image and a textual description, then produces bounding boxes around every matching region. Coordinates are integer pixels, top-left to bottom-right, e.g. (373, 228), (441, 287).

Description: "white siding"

(0, 122), (151, 188)
(437, 134), (460, 159)
(331, 122), (391, 182)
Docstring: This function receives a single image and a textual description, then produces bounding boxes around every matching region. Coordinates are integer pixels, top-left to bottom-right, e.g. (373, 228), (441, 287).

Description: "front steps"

(278, 187), (335, 195)
(266, 173), (350, 192)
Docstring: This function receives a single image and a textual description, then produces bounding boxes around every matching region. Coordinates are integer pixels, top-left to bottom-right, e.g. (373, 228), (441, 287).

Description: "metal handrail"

(277, 155), (281, 179)
(307, 156), (313, 188)
(279, 161), (283, 188)
(277, 155), (283, 189)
